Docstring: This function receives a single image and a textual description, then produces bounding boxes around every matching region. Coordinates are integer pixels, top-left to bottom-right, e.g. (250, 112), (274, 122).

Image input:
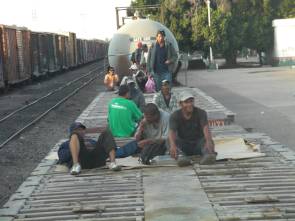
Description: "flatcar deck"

(2, 86), (295, 221)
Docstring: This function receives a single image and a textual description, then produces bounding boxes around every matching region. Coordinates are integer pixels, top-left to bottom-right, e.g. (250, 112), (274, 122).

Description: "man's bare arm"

(169, 129), (178, 159)
(203, 124), (215, 153)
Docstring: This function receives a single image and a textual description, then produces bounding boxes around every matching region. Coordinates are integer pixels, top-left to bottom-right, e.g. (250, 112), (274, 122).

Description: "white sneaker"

(109, 162), (121, 171)
(70, 163), (81, 175)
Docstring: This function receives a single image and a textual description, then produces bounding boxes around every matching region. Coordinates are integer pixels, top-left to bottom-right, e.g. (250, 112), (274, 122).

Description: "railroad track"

(0, 64), (104, 149)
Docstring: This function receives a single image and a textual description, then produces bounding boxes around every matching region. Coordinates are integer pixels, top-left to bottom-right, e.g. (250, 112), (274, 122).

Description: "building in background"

(273, 18), (295, 66)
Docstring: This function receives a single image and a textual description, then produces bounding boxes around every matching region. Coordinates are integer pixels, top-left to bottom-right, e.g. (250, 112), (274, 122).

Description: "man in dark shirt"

(169, 91), (216, 165)
(147, 30), (178, 91)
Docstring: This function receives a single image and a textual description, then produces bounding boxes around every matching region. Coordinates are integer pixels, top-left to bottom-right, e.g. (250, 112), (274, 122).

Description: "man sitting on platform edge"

(169, 91), (217, 166)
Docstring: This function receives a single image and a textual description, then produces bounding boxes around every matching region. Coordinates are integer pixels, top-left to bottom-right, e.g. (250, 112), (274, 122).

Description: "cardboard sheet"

(214, 137), (265, 160)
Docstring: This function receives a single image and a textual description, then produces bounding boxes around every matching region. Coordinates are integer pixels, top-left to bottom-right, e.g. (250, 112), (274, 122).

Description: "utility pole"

(206, 0), (214, 66)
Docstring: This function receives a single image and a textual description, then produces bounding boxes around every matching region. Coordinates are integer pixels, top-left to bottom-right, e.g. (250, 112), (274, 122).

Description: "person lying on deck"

(169, 91), (217, 166)
(58, 122), (121, 175)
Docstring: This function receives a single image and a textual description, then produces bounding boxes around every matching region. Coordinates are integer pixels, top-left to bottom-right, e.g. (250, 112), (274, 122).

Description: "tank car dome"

(108, 19), (179, 77)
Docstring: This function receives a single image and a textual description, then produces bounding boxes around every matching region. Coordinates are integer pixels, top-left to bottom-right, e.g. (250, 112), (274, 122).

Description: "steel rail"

(0, 70), (103, 149)
(0, 64), (99, 124)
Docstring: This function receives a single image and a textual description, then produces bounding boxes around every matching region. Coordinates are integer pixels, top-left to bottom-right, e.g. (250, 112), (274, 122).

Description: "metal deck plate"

(14, 170), (144, 221)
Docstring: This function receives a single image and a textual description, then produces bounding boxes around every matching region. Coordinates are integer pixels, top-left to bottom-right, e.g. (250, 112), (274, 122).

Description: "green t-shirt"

(108, 97), (143, 137)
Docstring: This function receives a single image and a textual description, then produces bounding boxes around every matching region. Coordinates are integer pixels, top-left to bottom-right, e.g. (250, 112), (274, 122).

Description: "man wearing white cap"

(169, 91), (216, 165)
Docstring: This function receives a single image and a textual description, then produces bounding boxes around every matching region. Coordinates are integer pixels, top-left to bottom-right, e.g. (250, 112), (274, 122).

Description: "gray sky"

(0, 0), (132, 40)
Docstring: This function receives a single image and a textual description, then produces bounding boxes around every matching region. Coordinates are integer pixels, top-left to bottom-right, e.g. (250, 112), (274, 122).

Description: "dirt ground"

(0, 63), (106, 207)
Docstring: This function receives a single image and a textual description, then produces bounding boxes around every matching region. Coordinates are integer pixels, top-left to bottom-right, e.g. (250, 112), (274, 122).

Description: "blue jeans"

(116, 140), (139, 158)
(153, 72), (172, 91)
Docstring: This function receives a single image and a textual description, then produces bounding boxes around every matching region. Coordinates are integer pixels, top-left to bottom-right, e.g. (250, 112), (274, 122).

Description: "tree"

(130, 0), (295, 66)
(192, 2), (244, 65)
(130, 0), (161, 20)
(162, 0), (195, 52)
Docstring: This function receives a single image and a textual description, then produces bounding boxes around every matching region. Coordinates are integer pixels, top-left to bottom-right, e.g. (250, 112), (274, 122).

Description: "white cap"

(179, 91), (194, 102)
(129, 64), (138, 70)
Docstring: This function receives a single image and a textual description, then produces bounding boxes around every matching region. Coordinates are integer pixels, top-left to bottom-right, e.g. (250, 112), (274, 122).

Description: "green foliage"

(130, 0), (161, 19)
(162, 0), (194, 51)
(277, 0), (295, 18)
(130, 0), (295, 66)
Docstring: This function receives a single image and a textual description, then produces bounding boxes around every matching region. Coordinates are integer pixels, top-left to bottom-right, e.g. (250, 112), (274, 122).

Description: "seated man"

(127, 78), (146, 111)
(118, 103), (169, 163)
(58, 122), (120, 175)
(108, 85), (143, 137)
(104, 66), (119, 91)
(152, 80), (178, 113)
(169, 91), (217, 165)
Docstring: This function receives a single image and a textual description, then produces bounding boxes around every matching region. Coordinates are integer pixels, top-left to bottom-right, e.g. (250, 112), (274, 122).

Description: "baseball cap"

(157, 29), (166, 37)
(129, 63), (138, 70)
(162, 79), (170, 85)
(179, 91), (194, 102)
(69, 122), (86, 134)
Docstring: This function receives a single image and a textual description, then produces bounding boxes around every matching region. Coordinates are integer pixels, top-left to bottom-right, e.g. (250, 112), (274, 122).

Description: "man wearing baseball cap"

(58, 122), (120, 175)
(168, 91), (216, 165)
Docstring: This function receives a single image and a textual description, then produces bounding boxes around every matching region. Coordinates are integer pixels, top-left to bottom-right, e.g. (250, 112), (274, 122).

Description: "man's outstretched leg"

(69, 134), (82, 175)
(96, 129), (121, 171)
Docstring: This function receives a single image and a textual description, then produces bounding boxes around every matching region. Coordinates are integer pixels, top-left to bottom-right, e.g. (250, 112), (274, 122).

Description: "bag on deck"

(139, 142), (166, 165)
(145, 76), (156, 93)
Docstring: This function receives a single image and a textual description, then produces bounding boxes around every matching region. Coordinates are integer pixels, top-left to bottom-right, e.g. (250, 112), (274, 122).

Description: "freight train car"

(0, 36), (4, 89)
(108, 19), (179, 78)
(0, 23), (108, 90)
(0, 25), (31, 85)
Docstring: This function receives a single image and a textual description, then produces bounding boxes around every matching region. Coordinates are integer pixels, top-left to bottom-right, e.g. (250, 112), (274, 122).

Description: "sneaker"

(109, 162), (121, 171)
(70, 163), (81, 175)
(200, 153), (216, 165)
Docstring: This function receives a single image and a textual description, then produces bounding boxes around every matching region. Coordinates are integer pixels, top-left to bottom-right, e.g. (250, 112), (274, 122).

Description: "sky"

(0, 0), (132, 40)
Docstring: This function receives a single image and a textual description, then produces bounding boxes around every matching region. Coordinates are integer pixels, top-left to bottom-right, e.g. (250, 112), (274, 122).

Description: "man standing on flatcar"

(147, 30), (178, 91)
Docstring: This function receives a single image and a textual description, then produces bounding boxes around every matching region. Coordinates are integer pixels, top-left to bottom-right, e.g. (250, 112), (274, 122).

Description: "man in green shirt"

(108, 85), (143, 137)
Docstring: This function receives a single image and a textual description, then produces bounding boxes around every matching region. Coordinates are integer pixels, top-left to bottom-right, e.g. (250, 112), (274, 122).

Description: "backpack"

(139, 142), (166, 165)
(145, 76), (156, 93)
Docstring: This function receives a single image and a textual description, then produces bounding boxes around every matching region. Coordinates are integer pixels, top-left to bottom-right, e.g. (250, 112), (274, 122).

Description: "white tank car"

(108, 19), (179, 78)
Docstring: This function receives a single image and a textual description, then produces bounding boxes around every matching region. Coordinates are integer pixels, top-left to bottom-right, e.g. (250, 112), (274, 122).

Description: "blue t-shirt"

(154, 43), (168, 74)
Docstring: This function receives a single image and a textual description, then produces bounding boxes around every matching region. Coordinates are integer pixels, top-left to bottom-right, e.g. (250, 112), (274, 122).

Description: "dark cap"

(69, 122), (86, 134)
(118, 84), (129, 96)
(157, 29), (166, 37)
